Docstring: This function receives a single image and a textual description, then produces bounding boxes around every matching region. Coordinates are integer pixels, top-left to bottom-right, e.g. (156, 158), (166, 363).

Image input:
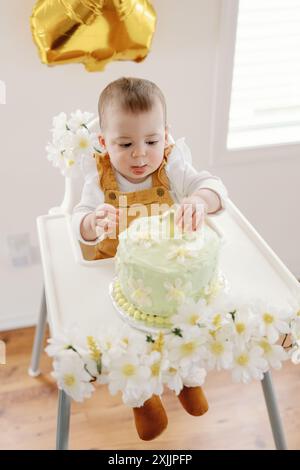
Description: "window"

(228, 0), (300, 149)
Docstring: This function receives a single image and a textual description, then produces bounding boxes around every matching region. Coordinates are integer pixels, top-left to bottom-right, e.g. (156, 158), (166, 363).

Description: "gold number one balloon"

(31, 0), (156, 71)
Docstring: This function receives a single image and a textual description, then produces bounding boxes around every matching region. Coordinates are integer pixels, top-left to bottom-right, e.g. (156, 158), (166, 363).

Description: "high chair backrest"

(49, 118), (176, 216)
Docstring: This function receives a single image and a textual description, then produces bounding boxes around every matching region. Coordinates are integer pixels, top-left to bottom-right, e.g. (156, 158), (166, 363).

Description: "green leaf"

(96, 358), (102, 375)
(146, 335), (155, 343)
(229, 310), (237, 322)
(172, 327), (183, 338)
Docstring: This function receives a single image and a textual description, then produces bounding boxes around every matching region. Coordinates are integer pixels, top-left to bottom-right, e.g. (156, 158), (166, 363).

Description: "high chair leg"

(56, 389), (71, 450)
(133, 395), (168, 441)
(28, 286), (47, 377)
(178, 386), (209, 416)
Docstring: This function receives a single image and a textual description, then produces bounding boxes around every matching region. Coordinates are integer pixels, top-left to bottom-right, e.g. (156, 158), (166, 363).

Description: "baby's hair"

(98, 77), (167, 130)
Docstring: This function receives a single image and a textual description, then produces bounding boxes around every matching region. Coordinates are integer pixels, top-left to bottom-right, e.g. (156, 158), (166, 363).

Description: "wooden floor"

(0, 327), (300, 450)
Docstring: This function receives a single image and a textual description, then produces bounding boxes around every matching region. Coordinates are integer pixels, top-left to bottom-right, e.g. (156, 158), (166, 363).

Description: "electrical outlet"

(6, 233), (39, 267)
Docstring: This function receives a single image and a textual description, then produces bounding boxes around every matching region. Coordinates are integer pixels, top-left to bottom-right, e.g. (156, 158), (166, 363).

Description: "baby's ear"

(98, 135), (106, 149)
(164, 126), (170, 147)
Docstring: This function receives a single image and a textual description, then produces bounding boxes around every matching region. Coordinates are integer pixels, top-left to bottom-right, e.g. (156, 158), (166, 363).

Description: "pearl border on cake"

(112, 278), (173, 329)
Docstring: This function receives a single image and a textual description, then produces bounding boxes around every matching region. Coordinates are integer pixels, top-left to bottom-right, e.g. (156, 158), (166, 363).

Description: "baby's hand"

(81, 203), (119, 241)
(175, 196), (208, 232)
(93, 203), (119, 240)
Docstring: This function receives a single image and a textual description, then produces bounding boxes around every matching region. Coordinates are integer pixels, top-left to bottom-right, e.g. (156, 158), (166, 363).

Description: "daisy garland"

(46, 294), (300, 407)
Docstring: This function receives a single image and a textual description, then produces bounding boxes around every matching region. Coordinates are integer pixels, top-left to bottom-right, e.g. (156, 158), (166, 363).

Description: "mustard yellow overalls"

(80, 145), (174, 261)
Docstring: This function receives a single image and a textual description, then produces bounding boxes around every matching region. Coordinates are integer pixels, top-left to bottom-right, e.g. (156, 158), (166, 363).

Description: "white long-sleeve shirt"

(72, 138), (228, 245)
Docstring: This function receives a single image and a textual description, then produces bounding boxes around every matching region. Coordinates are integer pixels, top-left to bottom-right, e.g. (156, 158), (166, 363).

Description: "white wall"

(0, 0), (299, 331)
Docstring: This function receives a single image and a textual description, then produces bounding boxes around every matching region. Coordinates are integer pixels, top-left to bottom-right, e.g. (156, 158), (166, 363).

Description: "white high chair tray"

(37, 199), (300, 338)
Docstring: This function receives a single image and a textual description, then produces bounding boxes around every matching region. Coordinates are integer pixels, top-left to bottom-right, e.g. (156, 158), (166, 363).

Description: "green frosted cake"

(112, 211), (221, 327)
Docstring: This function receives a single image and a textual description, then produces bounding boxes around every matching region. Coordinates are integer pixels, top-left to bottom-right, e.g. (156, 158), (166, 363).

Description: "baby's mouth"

(131, 164), (147, 169)
(131, 164), (148, 174)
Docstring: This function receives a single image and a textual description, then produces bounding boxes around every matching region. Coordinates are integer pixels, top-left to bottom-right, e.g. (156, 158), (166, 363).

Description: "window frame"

(210, 0), (300, 167)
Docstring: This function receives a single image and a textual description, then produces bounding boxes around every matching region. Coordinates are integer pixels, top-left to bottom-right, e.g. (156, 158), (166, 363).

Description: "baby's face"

(99, 99), (167, 183)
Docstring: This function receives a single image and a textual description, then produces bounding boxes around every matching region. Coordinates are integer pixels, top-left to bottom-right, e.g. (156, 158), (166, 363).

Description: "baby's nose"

(132, 146), (146, 158)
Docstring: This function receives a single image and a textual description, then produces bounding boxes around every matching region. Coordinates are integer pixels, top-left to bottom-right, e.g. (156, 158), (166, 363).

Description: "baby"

(72, 77), (228, 440)
(72, 77), (228, 260)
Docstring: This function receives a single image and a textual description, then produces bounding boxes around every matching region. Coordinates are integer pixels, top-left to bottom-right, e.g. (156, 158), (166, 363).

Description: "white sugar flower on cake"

(130, 230), (157, 248)
(128, 277), (153, 308)
(164, 278), (192, 305)
(166, 245), (198, 265)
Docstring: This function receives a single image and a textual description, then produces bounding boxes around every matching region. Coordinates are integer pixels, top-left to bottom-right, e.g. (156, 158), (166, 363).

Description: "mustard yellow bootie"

(133, 395), (168, 441)
(178, 386), (209, 416)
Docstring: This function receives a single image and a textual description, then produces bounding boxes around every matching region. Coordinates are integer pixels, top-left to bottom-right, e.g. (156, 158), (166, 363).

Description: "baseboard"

(0, 312), (39, 332)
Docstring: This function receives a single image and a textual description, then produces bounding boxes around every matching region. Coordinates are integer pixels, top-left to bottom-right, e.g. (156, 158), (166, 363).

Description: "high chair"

(29, 118), (298, 450)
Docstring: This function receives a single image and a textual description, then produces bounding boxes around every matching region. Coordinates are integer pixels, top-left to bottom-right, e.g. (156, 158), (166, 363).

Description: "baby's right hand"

(93, 203), (119, 240)
(81, 204), (119, 241)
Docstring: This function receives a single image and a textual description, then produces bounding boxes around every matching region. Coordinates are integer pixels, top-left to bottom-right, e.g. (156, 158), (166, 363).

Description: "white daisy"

(164, 278), (192, 305)
(127, 277), (152, 308)
(205, 330), (233, 371)
(256, 339), (288, 370)
(291, 341), (300, 365)
(171, 298), (208, 327)
(164, 363), (206, 394)
(163, 366), (184, 395)
(291, 315), (300, 342)
(201, 292), (235, 331)
(67, 110), (94, 132)
(143, 351), (169, 396)
(253, 301), (291, 343)
(106, 353), (151, 397)
(131, 230), (155, 248)
(52, 112), (68, 143)
(98, 325), (147, 369)
(45, 327), (86, 357)
(52, 349), (94, 402)
(166, 327), (206, 369)
(73, 127), (95, 158)
(181, 365), (207, 388)
(231, 345), (268, 384)
(230, 305), (259, 345)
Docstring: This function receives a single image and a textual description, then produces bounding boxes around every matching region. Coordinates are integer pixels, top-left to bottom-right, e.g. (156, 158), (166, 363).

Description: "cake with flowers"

(112, 211), (221, 328)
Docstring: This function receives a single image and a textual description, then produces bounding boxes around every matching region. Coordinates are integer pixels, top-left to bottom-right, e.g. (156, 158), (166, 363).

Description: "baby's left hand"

(175, 196), (208, 232)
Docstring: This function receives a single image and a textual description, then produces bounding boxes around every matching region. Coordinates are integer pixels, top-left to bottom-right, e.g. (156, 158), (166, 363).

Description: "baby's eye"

(146, 141), (159, 145)
(119, 143), (132, 148)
